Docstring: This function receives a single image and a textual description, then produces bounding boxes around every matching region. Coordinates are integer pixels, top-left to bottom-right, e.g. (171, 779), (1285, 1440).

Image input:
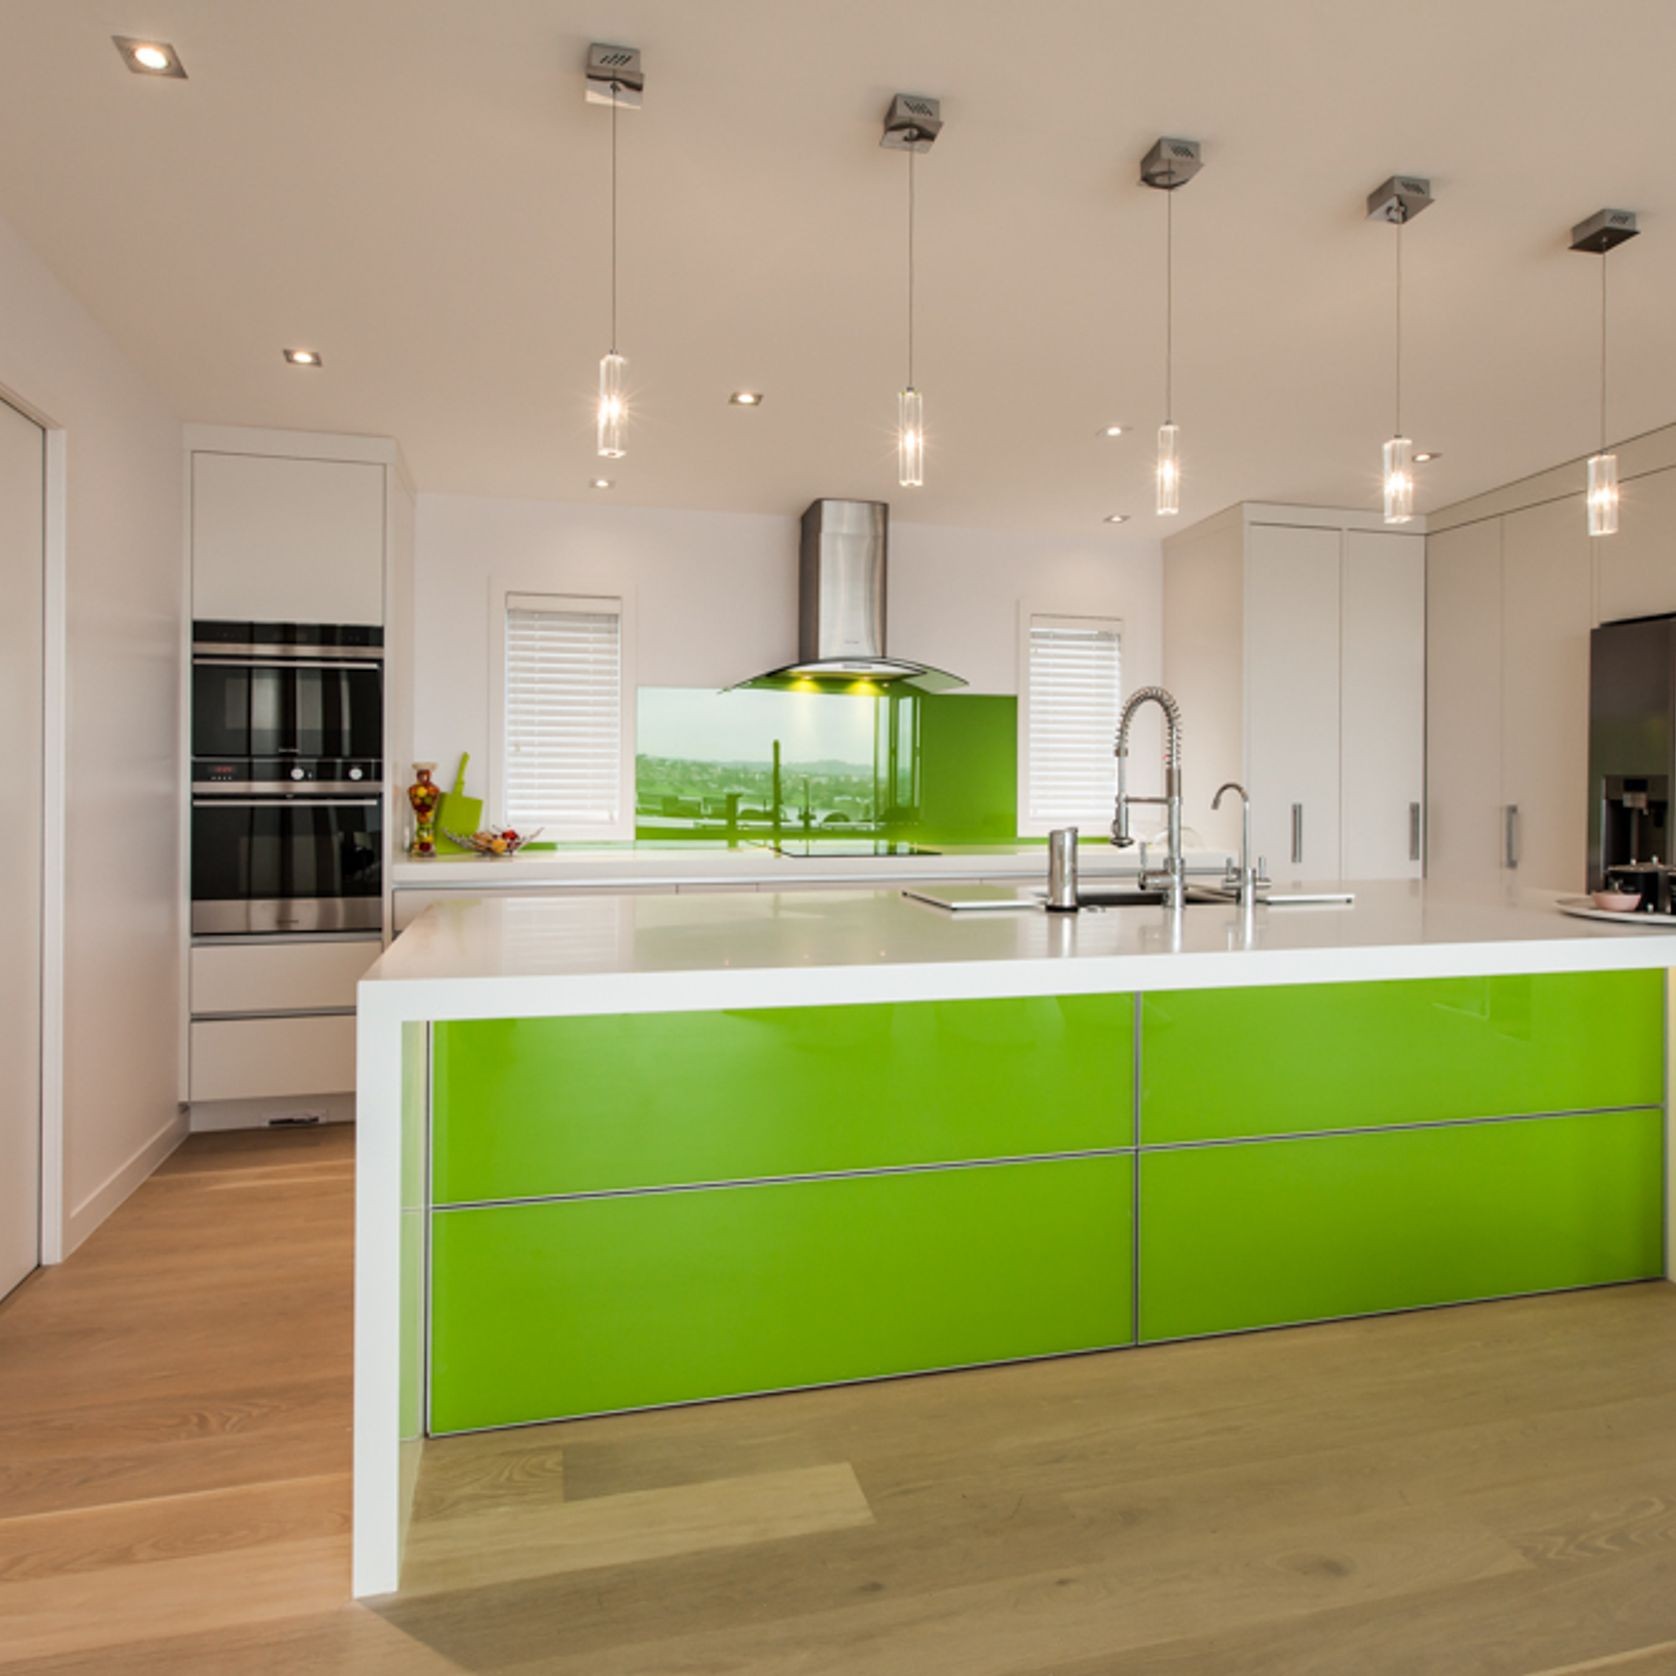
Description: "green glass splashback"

(635, 687), (1018, 843)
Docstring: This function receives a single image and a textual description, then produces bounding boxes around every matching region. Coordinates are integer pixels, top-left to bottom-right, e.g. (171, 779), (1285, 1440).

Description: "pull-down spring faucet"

(1113, 686), (1185, 910)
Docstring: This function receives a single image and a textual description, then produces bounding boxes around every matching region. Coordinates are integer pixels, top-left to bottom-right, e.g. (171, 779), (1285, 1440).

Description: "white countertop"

(360, 881), (1676, 1023)
(388, 841), (1232, 891)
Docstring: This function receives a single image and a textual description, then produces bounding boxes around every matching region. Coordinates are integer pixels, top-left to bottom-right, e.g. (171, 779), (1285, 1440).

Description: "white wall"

(412, 493), (1166, 815)
(0, 208), (184, 1255)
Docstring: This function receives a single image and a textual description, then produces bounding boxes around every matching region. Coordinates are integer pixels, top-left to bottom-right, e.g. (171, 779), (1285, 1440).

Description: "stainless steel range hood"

(733, 499), (966, 693)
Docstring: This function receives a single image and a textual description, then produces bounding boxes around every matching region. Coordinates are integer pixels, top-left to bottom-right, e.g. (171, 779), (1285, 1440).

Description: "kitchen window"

(1020, 613), (1124, 831)
(497, 592), (630, 837)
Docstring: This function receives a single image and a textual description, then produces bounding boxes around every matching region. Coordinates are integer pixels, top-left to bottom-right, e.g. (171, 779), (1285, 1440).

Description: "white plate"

(1556, 895), (1676, 927)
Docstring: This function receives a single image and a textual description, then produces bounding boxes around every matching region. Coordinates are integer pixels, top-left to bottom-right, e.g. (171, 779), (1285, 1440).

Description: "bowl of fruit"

(443, 825), (543, 858)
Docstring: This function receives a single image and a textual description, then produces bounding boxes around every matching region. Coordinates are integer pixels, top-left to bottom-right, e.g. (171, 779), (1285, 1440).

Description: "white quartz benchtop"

(359, 881), (1676, 1023)
(388, 842), (1232, 891)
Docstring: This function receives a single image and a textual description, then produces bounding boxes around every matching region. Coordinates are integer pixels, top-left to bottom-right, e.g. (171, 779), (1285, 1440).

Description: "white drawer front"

(190, 1015), (357, 1102)
(191, 939), (379, 1016)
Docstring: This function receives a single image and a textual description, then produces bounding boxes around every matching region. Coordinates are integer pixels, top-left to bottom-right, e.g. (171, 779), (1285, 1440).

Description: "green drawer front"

(432, 995), (1132, 1204)
(1141, 971), (1664, 1144)
(430, 1155), (1134, 1431)
(1138, 1109), (1664, 1342)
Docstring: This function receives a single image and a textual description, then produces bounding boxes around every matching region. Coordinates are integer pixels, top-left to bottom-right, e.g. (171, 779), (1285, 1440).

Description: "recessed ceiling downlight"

(1104, 513), (1130, 524)
(1413, 451), (1441, 464)
(590, 478), (614, 489)
(282, 348), (322, 367)
(113, 36), (186, 77)
(1099, 425), (1125, 438)
(729, 391), (763, 406)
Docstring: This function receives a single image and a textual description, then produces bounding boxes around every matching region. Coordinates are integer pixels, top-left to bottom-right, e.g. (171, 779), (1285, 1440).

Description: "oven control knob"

(348, 767), (363, 781)
(289, 767), (306, 782)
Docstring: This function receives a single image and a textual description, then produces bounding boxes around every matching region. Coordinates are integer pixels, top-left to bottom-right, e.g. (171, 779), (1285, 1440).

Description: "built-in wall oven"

(191, 622), (385, 935)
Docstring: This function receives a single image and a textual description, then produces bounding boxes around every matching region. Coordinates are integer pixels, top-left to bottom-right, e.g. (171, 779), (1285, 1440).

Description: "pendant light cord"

(1164, 186), (1174, 424)
(907, 142), (916, 390)
(1393, 215), (1404, 439)
(610, 81), (619, 355)
(1599, 252), (1609, 454)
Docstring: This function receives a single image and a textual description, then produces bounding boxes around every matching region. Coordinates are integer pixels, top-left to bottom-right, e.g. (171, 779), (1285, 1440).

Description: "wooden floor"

(5, 1131), (1676, 1674)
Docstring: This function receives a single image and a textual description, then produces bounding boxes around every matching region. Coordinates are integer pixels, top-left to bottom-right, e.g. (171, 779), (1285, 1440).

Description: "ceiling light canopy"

(113, 36), (186, 77)
(882, 94), (940, 489)
(1570, 208), (1640, 538)
(589, 44), (641, 462)
(1141, 137), (1201, 518)
(1367, 174), (1433, 525)
(282, 348), (322, 366)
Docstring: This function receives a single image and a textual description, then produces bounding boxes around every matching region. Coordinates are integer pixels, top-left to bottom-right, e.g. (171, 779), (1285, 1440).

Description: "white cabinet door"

(192, 453), (385, 624)
(1246, 524), (1342, 883)
(0, 399), (43, 1300)
(1598, 465), (1676, 624)
(1501, 499), (1593, 893)
(1341, 530), (1425, 879)
(1425, 519), (1504, 893)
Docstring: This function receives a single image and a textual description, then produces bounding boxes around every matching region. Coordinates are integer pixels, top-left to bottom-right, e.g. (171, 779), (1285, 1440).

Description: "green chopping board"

(434, 753), (484, 854)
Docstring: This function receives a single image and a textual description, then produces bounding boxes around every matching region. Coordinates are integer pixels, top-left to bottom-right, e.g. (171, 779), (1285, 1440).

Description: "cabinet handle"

(1291, 803), (1303, 866)
(1409, 801), (1422, 863)
(1504, 804), (1520, 870)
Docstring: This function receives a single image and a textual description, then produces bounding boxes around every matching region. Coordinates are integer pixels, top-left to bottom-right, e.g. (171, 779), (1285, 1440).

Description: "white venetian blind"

(1026, 615), (1124, 824)
(503, 593), (623, 830)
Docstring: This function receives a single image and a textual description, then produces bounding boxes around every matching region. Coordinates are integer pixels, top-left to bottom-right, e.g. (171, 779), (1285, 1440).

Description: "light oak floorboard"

(4, 1124), (1676, 1676)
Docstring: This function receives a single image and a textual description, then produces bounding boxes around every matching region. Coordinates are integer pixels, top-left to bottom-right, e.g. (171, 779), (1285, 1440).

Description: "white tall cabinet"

(183, 427), (413, 1130)
(1164, 505), (1426, 884)
(1427, 485), (1634, 897)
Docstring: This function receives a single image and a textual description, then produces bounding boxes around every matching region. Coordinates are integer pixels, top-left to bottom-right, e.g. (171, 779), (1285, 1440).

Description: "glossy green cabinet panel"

(1141, 971), (1664, 1143)
(432, 995), (1131, 1204)
(430, 1155), (1134, 1431)
(1139, 1109), (1663, 1342)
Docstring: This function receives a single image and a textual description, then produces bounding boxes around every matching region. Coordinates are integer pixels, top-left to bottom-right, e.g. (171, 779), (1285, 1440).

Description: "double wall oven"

(191, 621), (384, 935)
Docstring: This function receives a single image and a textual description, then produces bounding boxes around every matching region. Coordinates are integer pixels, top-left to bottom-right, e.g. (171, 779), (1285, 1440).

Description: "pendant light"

(882, 95), (941, 488)
(1141, 139), (1202, 517)
(586, 44), (642, 460)
(1570, 209), (1640, 538)
(1366, 176), (1432, 525)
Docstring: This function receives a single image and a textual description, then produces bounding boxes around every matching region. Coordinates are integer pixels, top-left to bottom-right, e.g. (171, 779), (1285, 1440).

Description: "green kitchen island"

(351, 882), (1676, 1596)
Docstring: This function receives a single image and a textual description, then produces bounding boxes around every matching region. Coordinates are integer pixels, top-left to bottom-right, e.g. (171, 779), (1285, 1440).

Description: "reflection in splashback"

(636, 688), (1018, 844)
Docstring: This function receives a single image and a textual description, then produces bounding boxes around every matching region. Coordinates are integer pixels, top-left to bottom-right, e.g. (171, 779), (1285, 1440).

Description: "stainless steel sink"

(1072, 886), (1170, 907)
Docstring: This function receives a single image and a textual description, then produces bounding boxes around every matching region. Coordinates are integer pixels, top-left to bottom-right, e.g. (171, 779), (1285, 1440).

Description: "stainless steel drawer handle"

(1409, 801), (1422, 863)
(1291, 803), (1303, 866)
(1504, 803), (1520, 870)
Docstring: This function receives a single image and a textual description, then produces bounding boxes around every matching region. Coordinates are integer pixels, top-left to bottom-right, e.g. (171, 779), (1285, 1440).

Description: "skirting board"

(189, 1091), (357, 1133)
(62, 1107), (189, 1258)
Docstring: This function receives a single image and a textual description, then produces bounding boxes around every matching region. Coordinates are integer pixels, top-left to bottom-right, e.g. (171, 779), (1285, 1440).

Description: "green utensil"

(434, 753), (484, 855)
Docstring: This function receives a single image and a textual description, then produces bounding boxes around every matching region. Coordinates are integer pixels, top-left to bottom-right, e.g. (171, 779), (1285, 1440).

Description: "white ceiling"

(3, 0), (1675, 532)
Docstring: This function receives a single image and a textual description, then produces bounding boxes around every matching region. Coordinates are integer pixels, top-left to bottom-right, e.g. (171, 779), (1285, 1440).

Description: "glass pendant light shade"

(1155, 423), (1181, 516)
(1382, 435), (1415, 524)
(597, 352), (627, 459)
(898, 386), (924, 488)
(1587, 451), (1620, 536)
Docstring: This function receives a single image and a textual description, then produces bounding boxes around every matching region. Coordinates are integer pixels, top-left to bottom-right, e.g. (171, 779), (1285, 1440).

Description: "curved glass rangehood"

(731, 499), (967, 695)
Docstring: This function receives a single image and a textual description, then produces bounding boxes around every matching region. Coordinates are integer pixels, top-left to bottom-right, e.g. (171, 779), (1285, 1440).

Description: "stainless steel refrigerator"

(1588, 613), (1676, 899)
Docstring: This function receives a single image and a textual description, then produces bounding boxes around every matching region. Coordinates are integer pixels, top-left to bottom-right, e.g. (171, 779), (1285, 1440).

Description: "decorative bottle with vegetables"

(407, 763), (441, 857)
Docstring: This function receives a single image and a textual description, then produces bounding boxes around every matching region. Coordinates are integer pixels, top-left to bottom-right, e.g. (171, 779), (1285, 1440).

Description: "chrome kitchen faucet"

(1112, 686), (1185, 911)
